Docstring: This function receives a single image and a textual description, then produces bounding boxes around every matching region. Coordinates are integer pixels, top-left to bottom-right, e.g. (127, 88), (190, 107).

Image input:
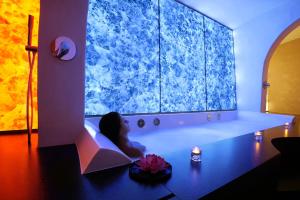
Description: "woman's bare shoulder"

(120, 141), (145, 158)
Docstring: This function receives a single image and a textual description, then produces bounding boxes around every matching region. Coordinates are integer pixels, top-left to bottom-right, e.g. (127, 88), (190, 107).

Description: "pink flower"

(137, 154), (168, 174)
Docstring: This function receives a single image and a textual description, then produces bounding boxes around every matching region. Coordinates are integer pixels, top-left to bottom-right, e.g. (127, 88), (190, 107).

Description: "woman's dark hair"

(99, 112), (121, 145)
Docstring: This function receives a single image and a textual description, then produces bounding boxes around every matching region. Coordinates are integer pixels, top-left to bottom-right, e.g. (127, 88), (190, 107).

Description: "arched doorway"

(262, 19), (300, 131)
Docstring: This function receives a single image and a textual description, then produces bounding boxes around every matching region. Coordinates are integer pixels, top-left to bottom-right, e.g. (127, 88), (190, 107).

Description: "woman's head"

(99, 112), (129, 145)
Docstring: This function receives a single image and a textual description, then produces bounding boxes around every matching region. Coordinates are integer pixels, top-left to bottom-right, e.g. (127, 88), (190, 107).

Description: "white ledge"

(76, 111), (294, 174)
(76, 120), (131, 174)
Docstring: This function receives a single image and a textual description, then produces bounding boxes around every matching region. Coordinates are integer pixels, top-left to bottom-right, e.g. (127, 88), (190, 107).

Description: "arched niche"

(261, 18), (300, 113)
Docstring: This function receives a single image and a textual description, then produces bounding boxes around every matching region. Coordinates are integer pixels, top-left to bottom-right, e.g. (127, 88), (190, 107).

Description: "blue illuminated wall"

(204, 17), (236, 110)
(160, 0), (206, 112)
(85, 0), (160, 115)
(85, 0), (236, 115)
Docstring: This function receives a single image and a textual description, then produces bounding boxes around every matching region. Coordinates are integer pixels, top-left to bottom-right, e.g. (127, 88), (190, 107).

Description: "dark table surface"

(85, 125), (299, 200)
(161, 126), (295, 199)
(39, 146), (173, 200)
(2, 125), (299, 200)
(38, 125), (299, 200)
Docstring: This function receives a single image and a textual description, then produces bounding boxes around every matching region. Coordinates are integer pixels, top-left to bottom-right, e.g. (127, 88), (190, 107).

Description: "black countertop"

(38, 125), (299, 200)
(161, 126), (289, 199)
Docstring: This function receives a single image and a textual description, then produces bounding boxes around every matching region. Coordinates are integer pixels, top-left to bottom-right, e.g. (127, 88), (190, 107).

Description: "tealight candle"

(254, 131), (263, 142)
(284, 122), (289, 129)
(191, 146), (201, 162)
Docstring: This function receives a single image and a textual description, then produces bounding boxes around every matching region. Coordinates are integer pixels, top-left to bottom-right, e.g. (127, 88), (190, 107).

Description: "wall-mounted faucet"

(51, 36), (76, 61)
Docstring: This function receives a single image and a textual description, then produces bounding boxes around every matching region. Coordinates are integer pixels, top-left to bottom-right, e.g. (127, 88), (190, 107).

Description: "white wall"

(38, 0), (88, 147)
(234, 0), (300, 111)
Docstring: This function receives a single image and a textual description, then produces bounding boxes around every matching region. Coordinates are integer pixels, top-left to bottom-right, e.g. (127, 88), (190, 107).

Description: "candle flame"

(192, 146), (201, 154)
(255, 131), (262, 136)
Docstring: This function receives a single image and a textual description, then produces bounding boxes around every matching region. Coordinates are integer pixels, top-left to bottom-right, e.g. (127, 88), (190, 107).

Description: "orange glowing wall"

(0, 0), (39, 131)
(268, 38), (300, 115)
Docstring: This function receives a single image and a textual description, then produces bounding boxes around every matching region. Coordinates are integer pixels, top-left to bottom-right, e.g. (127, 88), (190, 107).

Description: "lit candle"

(191, 146), (201, 162)
(284, 122), (289, 129)
(255, 131), (262, 136)
(254, 131), (263, 142)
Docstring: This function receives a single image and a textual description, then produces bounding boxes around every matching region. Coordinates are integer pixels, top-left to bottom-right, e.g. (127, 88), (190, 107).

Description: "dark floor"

(0, 133), (171, 200)
(0, 133), (86, 200)
(0, 133), (43, 200)
(0, 130), (300, 200)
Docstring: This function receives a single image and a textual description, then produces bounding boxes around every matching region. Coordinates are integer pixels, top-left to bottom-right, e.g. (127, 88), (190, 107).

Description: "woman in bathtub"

(99, 112), (146, 158)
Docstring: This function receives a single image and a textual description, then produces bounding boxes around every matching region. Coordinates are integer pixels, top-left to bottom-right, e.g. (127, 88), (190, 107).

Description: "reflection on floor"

(0, 133), (83, 200)
(0, 133), (170, 200)
(0, 133), (42, 200)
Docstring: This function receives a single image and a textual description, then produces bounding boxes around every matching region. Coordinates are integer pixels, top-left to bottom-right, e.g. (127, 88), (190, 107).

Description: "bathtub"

(76, 111), (294, 174)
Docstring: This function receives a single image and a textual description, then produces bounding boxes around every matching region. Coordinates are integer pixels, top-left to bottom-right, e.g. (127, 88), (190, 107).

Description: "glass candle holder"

(254, 131), (263, 142)
(284, 122), (289, 129)
(191, 146), (201, 162)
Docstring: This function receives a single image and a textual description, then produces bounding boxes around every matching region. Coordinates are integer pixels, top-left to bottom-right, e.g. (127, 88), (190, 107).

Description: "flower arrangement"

(136, 154), (169, 174)
(129, 154), (172, 182)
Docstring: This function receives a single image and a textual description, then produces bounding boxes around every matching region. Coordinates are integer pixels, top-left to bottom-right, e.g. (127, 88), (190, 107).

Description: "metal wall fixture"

(153, 118), (160, 126)
(51, 36), (76, 60)
(137, 119), (145, 128)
